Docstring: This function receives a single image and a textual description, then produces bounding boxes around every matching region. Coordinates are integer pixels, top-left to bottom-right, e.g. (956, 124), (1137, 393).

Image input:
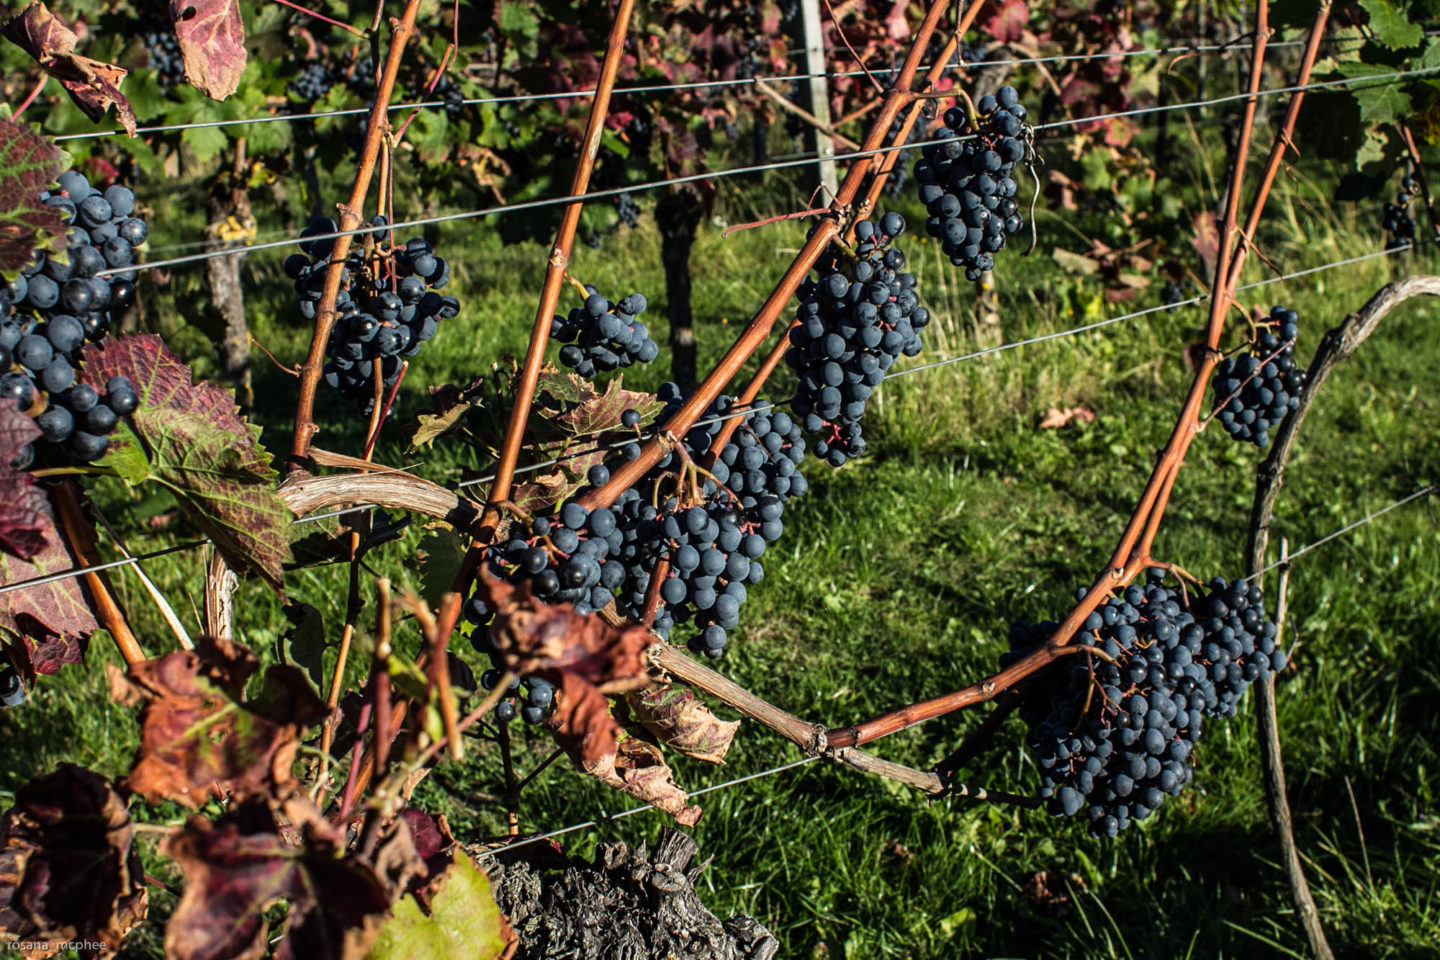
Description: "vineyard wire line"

(92, 64), (1440, 280)
(1248, 483), (1437, 579)
(469, 756), (822, 858)
(50, 37), (1327, 143)
(0, 240), (1422, 595)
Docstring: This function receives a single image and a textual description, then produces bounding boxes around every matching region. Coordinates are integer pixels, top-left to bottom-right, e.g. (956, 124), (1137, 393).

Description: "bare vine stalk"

(1244, 274), (1440, 960)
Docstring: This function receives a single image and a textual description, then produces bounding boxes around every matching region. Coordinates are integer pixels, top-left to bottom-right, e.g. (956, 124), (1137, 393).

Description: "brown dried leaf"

(164, 796), (389, 960)
(0, 765), (147, 958)
(546, 677), (701, 826)
(1037, 406), (1096, 429)
(481, 571), (650, 689)
(0, 474), (98, 669)
(1, 3), (137, 135)
(117, 640), (326, 808)
(169, 0), (245, 100)
(627, 683), (739, 764)
(1193, 209), (1220, 276)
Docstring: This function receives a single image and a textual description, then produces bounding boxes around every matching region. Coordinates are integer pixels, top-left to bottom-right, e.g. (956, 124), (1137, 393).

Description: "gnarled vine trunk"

(205, 139), (254, 406)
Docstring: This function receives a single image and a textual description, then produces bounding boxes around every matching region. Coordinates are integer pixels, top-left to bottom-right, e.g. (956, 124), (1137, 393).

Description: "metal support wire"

(91, 64), (1440, 281)
(50, 36), (1327, 144)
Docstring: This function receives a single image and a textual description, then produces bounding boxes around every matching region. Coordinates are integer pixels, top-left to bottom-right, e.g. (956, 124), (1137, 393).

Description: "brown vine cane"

(289, 0), (424, 470)
(828, 0), (1341, 751)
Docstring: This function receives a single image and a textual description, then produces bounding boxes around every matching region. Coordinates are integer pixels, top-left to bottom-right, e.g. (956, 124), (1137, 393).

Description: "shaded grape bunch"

(290, 62), (335, 102)
(288, 216), (459, 414)
(1160, 279), (1192, 312)
(549, 288), (658, 378)
(786, 212), (928, 466)
(915, 85), (1030, 281)
(141, 28), (185, 92)
(1211, 306), (1304, 448)
(1383, 173), (1416, 251)
(1004, 571), (1283, 837)
(462, 389), (810, 723)
(11, 170), (144, 343)
(616, 193), (641, 228)
(431, 73), (465, 116)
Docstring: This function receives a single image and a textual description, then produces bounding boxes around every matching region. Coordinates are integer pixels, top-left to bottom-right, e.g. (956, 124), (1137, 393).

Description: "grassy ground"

(2, 131), (1438, 959)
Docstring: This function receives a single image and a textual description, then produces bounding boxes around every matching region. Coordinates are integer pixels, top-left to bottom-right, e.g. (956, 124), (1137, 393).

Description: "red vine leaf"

(0, 414), (97, 667)
(0, 116), (67, 277)
(0, 400), (48, 560)
(0, 764), (148, 958)
(979, 0), (1030, 44)
(164, 796), (390, 960)
(536, 371), (664, 439)
(168, 0), (246, 101)
(114, 639), (327, 809)
(626, 683), (739, 765)
(1, 3), (138, 136)
(80, 335), (292, 591)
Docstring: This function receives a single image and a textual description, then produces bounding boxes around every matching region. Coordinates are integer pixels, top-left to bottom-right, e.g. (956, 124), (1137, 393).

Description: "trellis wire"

(0, 240), (1424, 597)
(471, 756), (822, 858)
(1249, 483), (1438, 579)
(51, 36), (1323, 144)
(92, 64), (1440, 280)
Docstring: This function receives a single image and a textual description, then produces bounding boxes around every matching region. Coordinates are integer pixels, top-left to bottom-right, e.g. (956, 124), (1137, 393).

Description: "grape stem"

(50, 481), (144, 666)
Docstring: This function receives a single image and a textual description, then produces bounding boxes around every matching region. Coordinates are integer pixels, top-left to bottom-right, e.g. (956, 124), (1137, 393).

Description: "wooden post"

(796, 0), (838, 197)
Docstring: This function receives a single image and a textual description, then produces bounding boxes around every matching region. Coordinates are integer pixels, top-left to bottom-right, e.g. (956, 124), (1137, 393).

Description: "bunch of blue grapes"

(915, 85), (1029, 281)
(1383, 173), (1416, 251)
(1003, 571), (1284, 837)
(1, 170), (145, 465)
(290, 62), (336, 103)
(786, 212), (928, 466)
(1211, 306), (1304, 448)
(141, 28), (185, 92)
(463, 390), (809, 722)
(616, 193), (641, 228)
(549, 288), (658, 377)
(288, 216), (458, 414)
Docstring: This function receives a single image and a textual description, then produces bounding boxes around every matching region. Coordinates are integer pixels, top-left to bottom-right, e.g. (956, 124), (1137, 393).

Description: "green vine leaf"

(1359, 0), (1425, 50)
(1338, 60), (1415, 126)
(80, 334), (293, 591)
(0, 115), (66, 279)
(366, 853), (515, 960)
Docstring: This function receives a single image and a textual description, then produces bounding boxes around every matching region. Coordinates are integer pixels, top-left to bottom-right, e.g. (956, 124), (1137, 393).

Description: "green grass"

(3, 139), (1439, 960)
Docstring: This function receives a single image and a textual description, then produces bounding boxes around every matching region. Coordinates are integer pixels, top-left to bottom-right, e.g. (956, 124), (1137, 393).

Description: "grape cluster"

(1004, 571), (1284, 837)
(141, 28), (185, 92)
(915, 85), (1029, 281)
(290, 62), (336, 102)
(1160, 279), (1192, 312)
(287, 216), (459, 413)
(1, 171), (145, 466)
(786, 212), (928, 466)
(463, 389), (810, 722)
(616, 193), (641, 228)
(1212, 306), (1304, 448)
(1383, 173), (1416, 251)
(481, 671), (555, 726)
(549, 289), (658, 378)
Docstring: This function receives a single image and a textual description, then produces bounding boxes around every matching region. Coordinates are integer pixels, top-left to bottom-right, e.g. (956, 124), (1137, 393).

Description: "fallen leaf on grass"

(1037, 406), (1096, 429)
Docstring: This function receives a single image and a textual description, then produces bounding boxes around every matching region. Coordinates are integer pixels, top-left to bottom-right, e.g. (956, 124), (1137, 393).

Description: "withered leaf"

(169, 0), (245, 100)
(1037, 406), (1096, 430)
(164, 796), (389, 960)
(116, 641), (326, 808)
(626, 683), (739, 765)
(0, 765), (147, 958)
(1, 3), (138, 135)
